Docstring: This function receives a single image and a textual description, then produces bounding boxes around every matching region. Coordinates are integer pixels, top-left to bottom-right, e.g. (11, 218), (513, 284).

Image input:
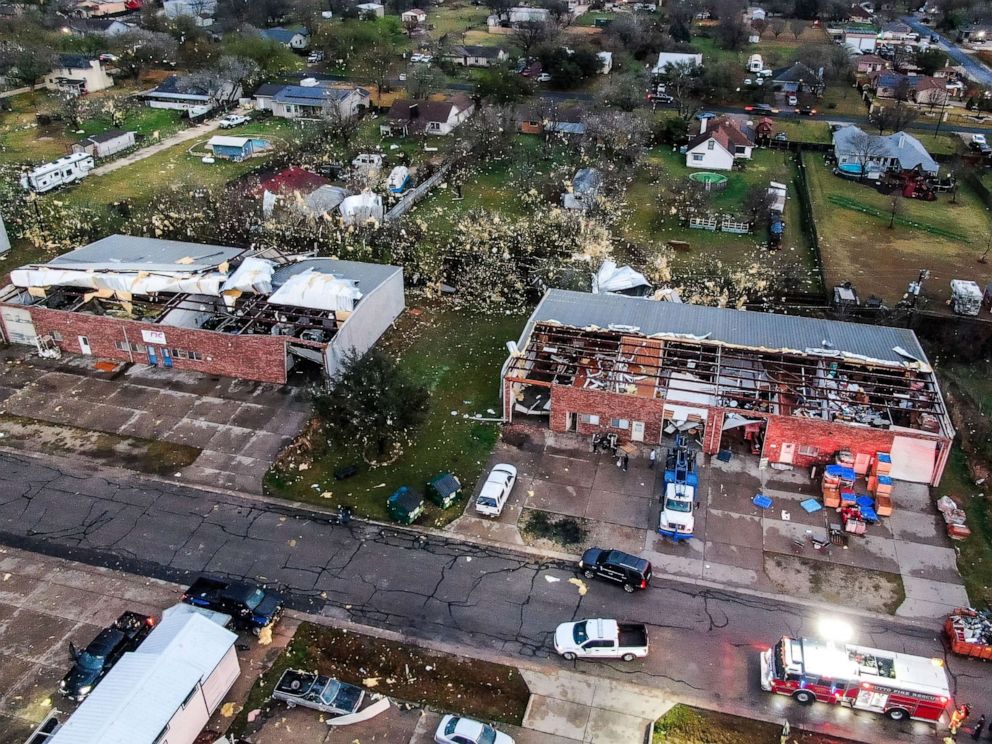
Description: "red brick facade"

(10, 304), (290, 384)
(507, 379), (951, 485)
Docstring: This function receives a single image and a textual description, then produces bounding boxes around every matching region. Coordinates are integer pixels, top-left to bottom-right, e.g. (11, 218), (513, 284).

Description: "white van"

(747, 53), (763, 73)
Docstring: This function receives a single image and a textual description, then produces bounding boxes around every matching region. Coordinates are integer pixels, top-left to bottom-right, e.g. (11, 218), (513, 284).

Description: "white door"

(78, 336), (92, 355)
(631, 421), (645, 442)
(0, 307), (37, 345)
(779, 442), (795, 465)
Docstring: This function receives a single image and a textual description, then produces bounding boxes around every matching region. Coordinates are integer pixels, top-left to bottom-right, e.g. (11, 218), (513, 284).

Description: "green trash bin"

(387, 486), (425, 524)
(426, 473), (462, 509)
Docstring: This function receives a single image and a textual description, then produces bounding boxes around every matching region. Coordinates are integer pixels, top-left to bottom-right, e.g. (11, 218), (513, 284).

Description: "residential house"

(401, 8), (426, 25)
(684, 116), (753, 171)
(72, 129), (135, 158)
(855, 54), (889, 74)
(251, 82), (284, 111)
(488, 6), (550, 28)
(840, 26), (877, 53)
(771, 62), (823, 94)
(67, 17), (134, 35)
(72, 1), (138, 17)
(45, 55), (114, 94)
(357, 2), (385, 17)
(163, 0), (217, 25)
(269, 82), (369, 120)
(869, 71), (960, 103)
(261, 26), (310, 49)
(878, 20), (915, 43)
(381, 94), (475, 136)
(957, 23), (992, 46)
(562, 168), (601, 210)
(142, 74), (241, 113)
(652, 52), (702, 74)
(832, 125), (938, 175)
(443, 45), (508, 67)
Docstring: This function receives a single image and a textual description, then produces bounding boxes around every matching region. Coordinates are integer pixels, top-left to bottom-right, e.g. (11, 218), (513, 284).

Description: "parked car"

(474, 463), (517, 517)
(181, 577), (283, 634)
(307, 50), (325, 63)
(271, 669), (365, 716)
(647, 92), (674, 104)
(578, 548), (652, 592)
(745, 104), (779, 116)
(773, 131), (789, 141)
(553, 618), (649, 661)
(218, 114), (250, 129)
(536, 72), (552, 82)
(971, 133), (988, 148)
(787, 94), (798, 107)
(796, 105), (817, 116)
(743, 78), (754, 86)
(410, 53), (433, 63)
(59, 612), (155, 701)
(434, 715), (515, 744)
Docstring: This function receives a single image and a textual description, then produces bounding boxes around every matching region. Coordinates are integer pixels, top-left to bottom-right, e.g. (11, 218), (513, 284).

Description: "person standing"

(951, 705), (971, 736)
(649, 448), (657, 469)
(622, 452), (629, 472)
(972, 714), (986, 740)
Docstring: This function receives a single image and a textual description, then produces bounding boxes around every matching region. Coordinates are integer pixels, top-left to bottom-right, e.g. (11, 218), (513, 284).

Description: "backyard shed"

(72, 129), (136, 158)
(207, 135), (256, 161)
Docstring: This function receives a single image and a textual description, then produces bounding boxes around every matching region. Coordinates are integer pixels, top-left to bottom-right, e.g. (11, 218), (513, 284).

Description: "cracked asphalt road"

(0, 450), (988, 741)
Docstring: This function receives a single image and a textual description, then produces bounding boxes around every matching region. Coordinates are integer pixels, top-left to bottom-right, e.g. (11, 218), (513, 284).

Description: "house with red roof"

(685, 117), (754, 171)
(255, 167), (329, 198)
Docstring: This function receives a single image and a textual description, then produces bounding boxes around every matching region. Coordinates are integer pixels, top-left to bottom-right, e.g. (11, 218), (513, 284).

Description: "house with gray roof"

(501, 289), (954, 486)
(260, 26), (310, 50)
(443, 45), (509, 67)
(832, 125), (938, 174)
(561, 168), (601, 210)
(266, 81), (369, 120)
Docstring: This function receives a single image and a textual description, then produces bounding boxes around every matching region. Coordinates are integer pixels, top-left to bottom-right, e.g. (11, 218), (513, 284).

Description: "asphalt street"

(902, 16), (992, 88)
(0, 450), (988, 741)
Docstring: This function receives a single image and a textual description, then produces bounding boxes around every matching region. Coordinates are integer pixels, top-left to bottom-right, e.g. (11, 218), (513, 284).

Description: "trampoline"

(688, 171), (729, 191)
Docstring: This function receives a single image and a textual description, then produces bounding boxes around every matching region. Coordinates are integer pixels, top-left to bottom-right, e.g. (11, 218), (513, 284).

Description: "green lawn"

(805, 153), (992, 306)
(818, 84), (869, 117)
(428, 2), (490, 37)
(622, 147), (821, 292)
(574, 10), (619, 26)
(265, 306), (526, 525)
(77, 106), (186, 142)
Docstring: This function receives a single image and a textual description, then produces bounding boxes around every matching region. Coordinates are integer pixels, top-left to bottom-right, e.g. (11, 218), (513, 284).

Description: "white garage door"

(0, 307), (37, 345)
(889, 436), (937, 483)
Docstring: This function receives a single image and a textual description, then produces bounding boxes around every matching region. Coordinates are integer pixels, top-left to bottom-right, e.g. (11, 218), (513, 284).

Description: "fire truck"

(760, 636), (952, 724)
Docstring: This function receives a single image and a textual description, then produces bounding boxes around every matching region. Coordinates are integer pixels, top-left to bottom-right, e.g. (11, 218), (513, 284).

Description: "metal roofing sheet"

(45, 235), (244, 273)
(523, 290), (928, 367)
(272, 258), (400, 294)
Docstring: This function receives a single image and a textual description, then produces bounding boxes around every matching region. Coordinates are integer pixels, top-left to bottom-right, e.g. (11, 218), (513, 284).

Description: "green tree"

(475, 62), (533, 103)
(311, 350), (430, 461)
(915, 47), (948, 76)
(0, 44), (56, 89)
(223, 33), (301, 76)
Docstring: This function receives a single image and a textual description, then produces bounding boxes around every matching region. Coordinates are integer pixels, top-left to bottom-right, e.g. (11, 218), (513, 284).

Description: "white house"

(45, 55), (114, 94)
(443, 45), (508, 67)
(49, 610), (239, 744)
(832, 126), (938, 175)
(261, 26), (310, 49)
(357, 2), (385, 17)
(652, 52), (702, 74)
(685, 117), (754, 170)
(67, 17), (134, 35)
(72, 129), (135, 158)
(401, 8), (426, 25)
(842, 27), (877, 52)
(382, 94), (475, 136)
(142, 74), (241, 113)
(163, 0), (217, 25)
(507, 6), (551, 24)
(269, 82), (369, 120)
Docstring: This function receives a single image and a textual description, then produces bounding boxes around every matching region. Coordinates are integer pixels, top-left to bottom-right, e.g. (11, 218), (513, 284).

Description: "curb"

(0, 445), (944, 630)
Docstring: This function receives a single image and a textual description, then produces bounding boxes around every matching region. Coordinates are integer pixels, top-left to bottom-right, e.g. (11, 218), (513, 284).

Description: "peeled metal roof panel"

(45, 235), (244, 273)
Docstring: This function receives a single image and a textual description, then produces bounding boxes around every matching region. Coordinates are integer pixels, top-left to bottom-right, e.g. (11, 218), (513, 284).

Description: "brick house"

(855, 54), (889, 75)
(502, 290), (954, 485)
(0, 236), (404, 384)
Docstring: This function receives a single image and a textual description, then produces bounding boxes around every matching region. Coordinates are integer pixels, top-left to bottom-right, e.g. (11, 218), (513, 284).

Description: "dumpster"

(426, 473), (462, 508)
(387, 487), (424, 524)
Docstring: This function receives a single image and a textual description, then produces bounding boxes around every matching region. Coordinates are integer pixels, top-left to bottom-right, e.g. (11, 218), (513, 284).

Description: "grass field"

(265, 306), (526, 525)
(622, 146), (821, 292)
(654, 705), (857, 744)
(805, 153), (992, 306)
(428, 1), (490, 38)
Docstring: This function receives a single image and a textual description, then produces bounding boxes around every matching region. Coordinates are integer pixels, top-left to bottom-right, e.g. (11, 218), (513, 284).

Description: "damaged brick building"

(503, 290), (954, 486)
(0, 235), (404, 385)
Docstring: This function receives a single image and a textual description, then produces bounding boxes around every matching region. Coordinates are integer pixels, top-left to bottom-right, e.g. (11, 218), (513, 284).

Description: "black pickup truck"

(59, 611), (155, 701)
(181, 577), (283, 634)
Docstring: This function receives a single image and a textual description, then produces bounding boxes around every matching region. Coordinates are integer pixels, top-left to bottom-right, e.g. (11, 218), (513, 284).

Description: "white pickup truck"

(553, 619), (649, 662)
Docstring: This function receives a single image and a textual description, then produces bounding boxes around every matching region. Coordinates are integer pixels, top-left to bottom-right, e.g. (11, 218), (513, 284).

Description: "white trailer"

(20, 152), (95, 193)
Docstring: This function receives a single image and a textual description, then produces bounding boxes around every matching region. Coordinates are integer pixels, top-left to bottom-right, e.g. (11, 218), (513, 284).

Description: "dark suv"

(59, 611), (155, 701)
(578, 548), (652, 593)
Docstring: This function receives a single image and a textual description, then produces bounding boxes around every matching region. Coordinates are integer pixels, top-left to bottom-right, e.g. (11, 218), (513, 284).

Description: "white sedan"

(974, 133), (988, 146)
(434, 715), (515, 744)
(474, 464), (517, 517)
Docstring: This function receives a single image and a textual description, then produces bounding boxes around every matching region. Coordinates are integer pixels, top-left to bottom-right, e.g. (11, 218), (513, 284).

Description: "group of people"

(950, 705), (991, 741)
(591, 431), (661, 473)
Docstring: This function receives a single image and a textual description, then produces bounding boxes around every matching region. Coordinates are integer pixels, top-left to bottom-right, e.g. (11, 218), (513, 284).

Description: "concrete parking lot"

(0, 347), (308, 493)
(450, 424), (969, 621)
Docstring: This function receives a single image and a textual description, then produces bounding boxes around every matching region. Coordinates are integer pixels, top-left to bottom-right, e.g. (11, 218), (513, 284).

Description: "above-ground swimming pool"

(688, 171), (729, 191)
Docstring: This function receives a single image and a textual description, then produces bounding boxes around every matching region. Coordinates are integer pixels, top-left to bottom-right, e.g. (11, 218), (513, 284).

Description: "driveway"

(448, 425), (969, 621)
(88, 115), (231, 177)
(902, 16), (992, 87)
(0, 347), (308, 493)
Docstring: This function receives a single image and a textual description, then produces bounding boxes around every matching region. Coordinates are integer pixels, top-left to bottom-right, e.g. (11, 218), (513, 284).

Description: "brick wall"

(16, 304), (290, 384)
(762, 414), (949, 483)
(550, 384), (666, 442)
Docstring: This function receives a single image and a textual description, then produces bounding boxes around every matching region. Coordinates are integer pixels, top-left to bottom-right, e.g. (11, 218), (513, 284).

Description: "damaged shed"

(0, 235), (404, 384)
(502, 290), (954, 486)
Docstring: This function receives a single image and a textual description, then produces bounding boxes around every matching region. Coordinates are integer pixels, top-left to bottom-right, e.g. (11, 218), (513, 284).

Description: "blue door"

(161, 347), (173, 368)
(147, 346), (158, 366)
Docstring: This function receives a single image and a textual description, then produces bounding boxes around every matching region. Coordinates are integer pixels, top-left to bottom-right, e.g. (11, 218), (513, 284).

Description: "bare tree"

(846, 129), (887, 182)
(584, 110), (650, 164)
(769, 17), (786, 39)
(716, 13), (749, 50)
(0, 44), (57, 90)
(868, 101), (917, 134)
(659, 59), (701, 119)
(317, 100), (361, 148)
(512, 20), (556, 56)
(887, 195), (902, 229)
(404, 63), (444, 98)
(789, 18), (807, 40)
(182, 55), (260, 110)
(925, 87), (949, 115)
